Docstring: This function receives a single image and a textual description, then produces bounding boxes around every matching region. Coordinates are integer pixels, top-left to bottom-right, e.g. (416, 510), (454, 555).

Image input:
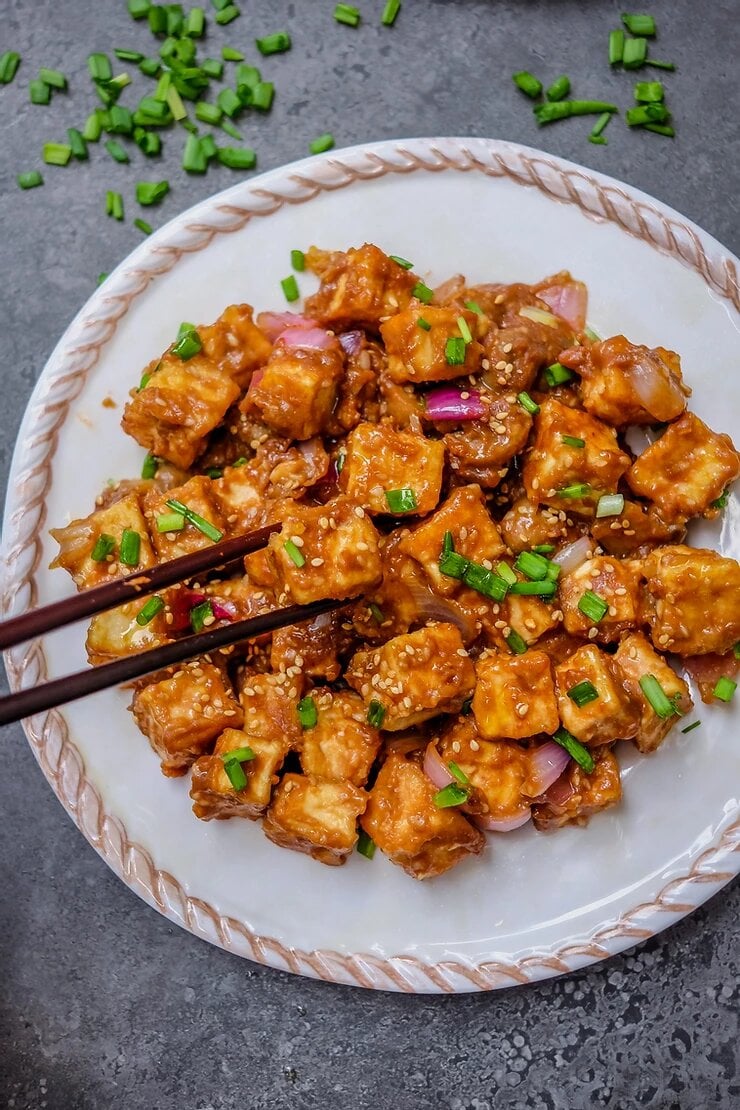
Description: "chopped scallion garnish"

(595, 493), (625, 518)
(544, 361), (574, 386)
(561, 435), (585, 448)
(190, 599), (214, 633)
(291, 249), (306, 271)
(356, 829), (376, 859)
(445, 336), (466, 365)
(297, 695), (318, 728)
(556, 483), (591, 499)
(90, 533), (116, 562)
(621, 13), (656, 35)
(496, 562), (517, 586)
(578, 589), (608, 623)
(517, 391), (540, 415)
(221, 47), (243, 62)
(385, 487), (418, 514)
(713, 677), (737, 703)
(381, 0), (401, 25)
(457, 315), (473, 344)
(622, 37), (648, 69)
(681, 721), (701, 734)
(88, 53), (113, 82)
(136, 180), (169, 205)
(281, 275), (300, 302)
(552, 727), (594, 772)
(608, 29), (625, 64)
(417, 317), (431, 331)
(369, 602), (384, 623)
(464, 300), (483, 315)
(43, 142), (72, 166)
(625, 104), (670, 127)
(567, 680), (599, 708)
(412, 281), (433, 304)
(119, 528), (141, 567)
(251, 81), (274, 111)
(105, 190), (124, 221)
(367, 700), (386, 728)
(514, 550), (550, 581)
(635, 80), (664, 102)
(639, 674), (681, 719)
(283, 539), (305, 567)
(17, 170), (43, 190)
(334, 3), (361, 26)
(165, 498), (223, 542)
(182, 134), (207, 174)
(223, 758), (247, 791)
(512, 71), (542, 99)
(155, 511), (185, 532)
(433, 783), (469, 809)
(255, 31), (291, 55)
(505, 630), (528, 655)
(217, 146), (257, 169)
(442, 531), (454, 557)
(644, 123), (675, 137)
(390, 254), (413, 269)
(531, 544), (555, 555)
(546, 74), (570, 102)
(535, 100), (618, 124)
(141, 452), (159, 479)
(172, 324), (202, 360)
(215, 4), (241, 25)
(136, 596), (165, 625)
(309, 133), (335, 154)
(0, 52), (21, 84)
(104, 139), (129, 163)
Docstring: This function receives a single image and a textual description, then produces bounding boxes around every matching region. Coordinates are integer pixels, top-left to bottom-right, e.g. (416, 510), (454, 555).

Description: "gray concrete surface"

(2, 1), (739, 1107)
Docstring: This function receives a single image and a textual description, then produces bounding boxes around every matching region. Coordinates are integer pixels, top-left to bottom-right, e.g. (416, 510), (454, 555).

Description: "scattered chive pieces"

(115, 48), (144, 63)
(568, 680), (599, 708)
(556, 483), (591, 499)
(155, 511), (185, 532)
(134, 218), (153, 235)
(204, 467), (223, 479)
(390, 255), (414, 269)
(546, 75), (571, 102)
(433, 783), (469, 809)
(457, 316), (473, 344)
(508, 580), (557, 597)
(681, 721), (701, 734)
(189, 600), (213, 634)
(506, 630), (528, 655)
(166, 85), (187, 121)
(217, 146), (257, 170)
(39, 67), (67, 90)
(165, 498), (223, 541)
(512, 71), (542, 99)
(442, 531), (454, 557)
(463, 561), (508, 602)
(185, 7), (205, 36)
(334, 3), (361, 27)
(29, 79), (51, 105)
(236, 63), (261, 88)
(221, 47), (243, 62)
(67, 128), (88, 160)
(216, 88), (241, 117)
(532, 544), (555, 555)
(562, 434), (586, 448)
(356, 830), (376, 859)
(119, 528), (141, 566)
(83, 112), (104, 141)
(385, 487), (418, 514)
(449, 761), (470, 786)
(609, 29), (625, 64)
(182, 134), (207, 173)
(223, 758), (247, 791)
(141, 452), (159, 479)
(0, 52), (21, 84)
(544, 361), (574, 386)
(733, 643), (740, 661)
(195, 101), (222, 125)
(367, 700), (386, 728)
(283, 539), (305, 567)
(105, 190), (124, 220)
(42, 142), (71, 166)
(139, 57), (161, 77)
(369, 602), (384, 623)
(625, 104), (670, 126)
(97, 272), (108, 285)
(172, 324), (202, 360)
(417, 317), (431, 331)
(136, 595), (165, 625)
(552, 728), (594, 773)
(255, 31), (291, 55)
(517, 391), (540, 415)
(105, 139), (129, 163)
(622, 37), (648, 69)
(412, 281), (433, 305)
(281, 275), (300, 303)
(644, 123), (675, 137)
(639, 674), (682, 718)
(496, 562), (517, 587)
(596, 493), (625, 518)
(381, 0), (401, 25)
(18, 171), (43, 190)
(713, 677), (737, 703)
(128, 0), (151, 17)
(590, 112), (612, 143)
(135, 129), (161, 156)
(90, 533), (116, 561)
(535, 100), (618, 124)
(88, 53), (112, 82)
(464, 300), (484, 315)
(251, 81), (274, 111)
(297, 695), (318, 728)
(136, 180), (169, 205)
(644, 59), (676, 71)
(578, 589), (608, 623)
(309, 133), (335, 154)
(514, 550), (550, 581)
(635, 80), (664, 102)
(215, 5), (241, 25)
(621, 13), (656, 35)
(445, 336), (466, 365)
(108, 105), (134, 133)
(291, 249), (306, 271)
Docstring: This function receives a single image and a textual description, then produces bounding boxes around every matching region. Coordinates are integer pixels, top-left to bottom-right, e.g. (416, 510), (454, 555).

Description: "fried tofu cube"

(478, 286), (575, 395)
(591, 500), (685, 557)
(240, 342), (344, 441)
(304, 242), (416, 328)
(559, 335), (689, 426)
(361, 752), (485, 879)
(444, 398), (533, 488)
(505, 593), (560, 647)
(613, 632), (692, 753)
(271, 611), (342, 682)
(345, 622), (476, 731)
(499, 497), (571, 553)
(472, 650), (559, 740)
(626, 412), (740, 520)
(122, 352), (240, 469)
(240, 671), (302, 747)
(643, 545), (740, 655)
(437, 718), (533, 822)
(558, 557), (644, 643)
(380, 305), (483, 383)
(555, 644), (640, 744)
(522, 398), (631, 516)
(340, 422), (445, 516)
(212, 463), (268, 535)
(198, 303), (273, 389)
(143, 476), (226, 560)
(131, 661), (244, 776)
(263, 774), (367, 866)
(190, 728), (288, 820)
(50, 491), (156, 589)
(298, 690), (381, 786)
(532, 747), (622, 830)
(398, 485), (505, 597)
(86, 599), (170, 666)
(269, 496), (382, 605)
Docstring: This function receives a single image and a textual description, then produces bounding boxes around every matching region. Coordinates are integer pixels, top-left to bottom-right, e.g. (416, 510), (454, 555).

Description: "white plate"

(3, 138), (739, 994)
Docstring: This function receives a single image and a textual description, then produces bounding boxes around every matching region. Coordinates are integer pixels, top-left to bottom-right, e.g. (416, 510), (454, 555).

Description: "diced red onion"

(424, 386), (486, 422)
(518, 305), (561, 329)
(278, 326), (335, 351)
(627, 355), (687, 421)
(552, 536), (593, 576)
(536, 281), (588, 331)
(525, 741), (571, 796)
(407, 584), (478, 644)
(338, 330), (363, 356)
(423, 742), (456, 790)
(257, 311), (315, 341)
(473, 808), (532, 833)
(248, 368), (265, 393)
(433, 273), (465, 302)
(211, 600), (237, 621)
(536, 771), (576, 808)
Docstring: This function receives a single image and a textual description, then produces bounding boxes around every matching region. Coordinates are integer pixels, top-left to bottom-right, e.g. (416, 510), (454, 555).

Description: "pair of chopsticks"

(0, 524), (344, 726)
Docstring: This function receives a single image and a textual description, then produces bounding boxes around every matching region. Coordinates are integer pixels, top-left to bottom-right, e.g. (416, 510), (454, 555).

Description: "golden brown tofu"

(626, 412), (740, 520)
(613, 632), (692, 753)
(340, 422), (445, 516)
(444, 398), (532, 488)
(298, 690), (381, 786)
(437, 717), (533, 822)
(122, 352), (240, 469)
(345, 622), (476, 731)
(198, 303), (273, 389)
(478, 288), (575, 394)
(143, 476), (226, 561)
(643, 545), (740, 655)
(304, 243), (416, 328)
(504, 592), (560, 647)
(591, 500), (685, 557)
(269, 496), (382, 605)
(559, 335), (689, 426)
(522, 398), (631, 516)
(499, 497), (572, 554)
(558, 557), (645, 643)
(271, 610), (342, 682)
(240, 671), (302, 746)
(398, 485), (505, 597)
(50, 491), (156, 590)
(472, 650), (559, 740)
(380, 305), (483, 383)
(190, 728), (289, 820)
(240, 342), (344, 441)
(555, 644), (640, 744)
(131, 661), (244, 776)
(330, 338), (382, 435)
(86, 599), (171, 665)
(212, 463), (268, 535)
(361, 752), (485, 879)
(263, 774), (367, 866)
(532, 747), (622, 830)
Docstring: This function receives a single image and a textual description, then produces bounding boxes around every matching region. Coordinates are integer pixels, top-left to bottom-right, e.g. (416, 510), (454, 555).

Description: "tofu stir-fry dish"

(50, 243), (740, 880)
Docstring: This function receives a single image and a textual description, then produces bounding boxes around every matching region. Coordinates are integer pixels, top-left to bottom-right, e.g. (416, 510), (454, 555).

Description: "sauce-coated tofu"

(240, 671), (302, 746)
(613, 632), (692, 753)
(590, 500), (685, 557)
(143, 476), (226, 560)
(190, 728), (289, 820)
(380, 305), (483, 383)
(122, 352), (240, 469)
(305, 243), (416, 328)
(240, 342), (344, 441)
(626, 412), (740, 520)
(360, 752), (485, 879)
(298, 690), (381, 786)
(522, 398), (631, 516)
(131, 661), (243, 776)
(444, 399), (532, 488)
(198, 303), (273, 389)
(499, 497), (572, 553)
(643, 545), (740, 655)
(271, 611), (342, 681)
(50, 491), (155, 589)
(345, 622), (476, 731)
(437, 718), (533, 822)
(532, 747), (622, 830)
(504, 593), (560, 647)
(472, 650), (559, 740)
(212, 463), (268, 535)
(558, 557), (644, 643)
(86, 598), (170, 665)
(478, 287), (575, 394)
(340, 422), (445, 516)
(269, 496), (383, 605)
(555, 644), (640, 744)
(263, 774), (367, 865)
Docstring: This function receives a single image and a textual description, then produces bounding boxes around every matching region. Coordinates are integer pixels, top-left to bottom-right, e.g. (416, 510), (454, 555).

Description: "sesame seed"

(495, 293), (505, 304)
(452, 740), (461, 753)
(354, 506), (365, 518)
(531, 478), (540, 490)
(503, 342), (513, 354)
(481, 358), (490, 370)
(495, 360), (507, 371)
(291, 535), (304, 547)
(456, 648), (468, 657)
(516, 703), (528, 716)
(310, 557), (324, 567)
(588, 627), (599, 639)
(524, 618), (536, 631)
(469, 739), (480, 751)
(357, 542), (369, 552)
(614, 587), (627, 596)
(319, 516), (329, 529)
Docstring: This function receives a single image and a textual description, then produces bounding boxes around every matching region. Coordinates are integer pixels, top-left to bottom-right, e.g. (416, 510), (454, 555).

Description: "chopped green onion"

(215, 4), (240, 24)
(390, 254), (413, 269)
(223, 746), (255, 766)
(710, 490), (728, 510)
(367, 700), (386, 728)
(190, 600), (214, 633)
(136, 596), (165, 625)
(733, 643), (740, 661)
(166, 85), (187, 121)
(508, 580), (557, 597)
(514, 551), (550, 581)
(105, 139), (129, 163)
(457, 316), (473, 344)
(433, 783), (469, 809)
(195, 101), (222, 125)
(545, 561), (561, 583)
(119, 528), (141, 566)
(97, 272), (109, 286)
(644, 59), (676, 71)
(334, 3), (361, 26)
(42, 142), (72, 166)
(134, 218), (152, 235)
(297, 695), (318, 728)
(506, 630), (528, 655)
(621, 13), (656, 35)
(217, 146), (257, 170)
(236, 63), (261, 88)
(412, 281), (433, 304)
(544, 361), (574, 386)
(552, 727), (594, 773)
(136, 180), (169, 206)
(385, 487), (418, 514)
(141, 453), (159, 479)
(165, 498), (223, 542)
(216, 88), (241, 118)
(136, 96), (170, 121)
(635, 80), (664, 102)
(608, 29), (625, 64)
(681, 720), (701, 734)
(532, 544), (555, 555)
(622, 37), (648, 69)
(448, 762), (470, 787)
(464, 300), (484, 315)
(496, 562), (517, 587)
(185, 7), (205, 36)
(713, 677), (737, 703)
(568, 680), (599, 708)
(172, 325), (202, 359)
(417, 317), (431, 331)
(309, 133), (335, 154)
(105, 190), (124, 220)
(182, 134), (207, 174)
(381, 0), (401, 25)
(291, 249), (306, 271)
(220, 47), (242, 62)
(204, 467), (222, 479)
(517, 391), (540, 415)
(462, 563), (509, 602)
(644, 123), (675, 137)
(223, 758), (247, 791)
(445, 337), (466, 365)
(578, 589), (608, 623)
(108, 105), (134, 133)
(535, 100), (618, 124)
(639, 674), (681, 718)
(625, 104), (670, 126)
(512, 71), (542, 98)
(29, 79), (51, 105)
(0, 52), (21, 84)
(439, 550), (469, 581)
(115, 48), (144, 63)
(139, 56), (161, 77)
(595, 493), (625, 518)
(369, 602), (384, 623)
(562, 435), (585, 448)
(283, 539), (305, 567)
(281, 275), (300, 303)
(256, 31), (291, 55)
(556, 483), (591, 499)
(128, 0), (151, 17)
(232, 457), (247, 467)
(67, 128), (88, 160)
(17, 170), (43, 190)
(135, 129), (161, 156)
(251, 81), (274, 111)
(442, 530), (454, 557)
(460, 695), (473, 716)
(356, 830), (376, 859)
(39, 67), (67, 89)
(91, 533), (116, 561)
(546, 75), (570, 101)
(589, 112), (612, 143)
(88, 53), (112, 82)
(83, 112), (104, 141)
(155, 511), (185, 532)
(584, 326), (601, 342)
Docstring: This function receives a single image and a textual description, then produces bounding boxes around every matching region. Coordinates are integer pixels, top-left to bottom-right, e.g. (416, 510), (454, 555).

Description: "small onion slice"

(278, 326), (335, 351)
(473, 808), (532, 833)
(338, 330), (363, 356)
(424, 386), (486, 422)
(423, 742), (456, 790)
(552, 535), (593, 576)
(257, 310), (316, 341)
(525, 741), (571, 797)
(536, 280), (588, 331)
(406, 584), (478, 644)
(519, 304), (561, 329)
(210, 600), (237, 621)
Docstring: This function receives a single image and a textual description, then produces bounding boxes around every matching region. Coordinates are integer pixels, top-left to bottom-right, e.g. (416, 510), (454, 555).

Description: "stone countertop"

(1, 1), (738, 1107)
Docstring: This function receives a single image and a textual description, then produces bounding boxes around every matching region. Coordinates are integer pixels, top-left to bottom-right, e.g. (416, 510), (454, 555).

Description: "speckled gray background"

(2, 1), (739, 1107)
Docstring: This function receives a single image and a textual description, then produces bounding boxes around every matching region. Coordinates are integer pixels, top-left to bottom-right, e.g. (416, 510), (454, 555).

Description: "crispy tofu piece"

(86, 599), (170, 665)
(499, 497), (572, 553)
(263, 774), (367, 866)
(198, 303), (273, 389)
(380, 305), (483, 383)
(361, 752), (485, 879)
(626, 412), (740, 520)
(472, 650), (559, 740)
(50, 491), (156, 589)
(122, 352), (240, 469)
(131, 661), (243, 776)
(522, 398), (632, 516)
(341, 422), (445, 516)
(613, 632), (692, 752)
(143, 476), (226, 560)
(269, 496), (382, 605)
(398, 485), (505, 597)
(243, 544), (278, 589)
(558, 557), (645, 643)
(479, 289), (575, 395)
(444, 398), (532, 488)
(190, 728), (289, 820)
(532, 747), (622, 830)
(555, 644), (640, 744)
(240, 671), (303, 746)
(271, 611), (342, 681)
(504, 593), (560, 647)
(591, 500), (685, 556)
(298, 690), (381, 786)
(437, 718), (533, 822)
(643, 545), (740, 655)
(212, 463), (268, 535)
(240, 342), (344, 441)
(345, 622), (476, 731)
(304, 242), (416, 328)
(559, 335), (689, 426)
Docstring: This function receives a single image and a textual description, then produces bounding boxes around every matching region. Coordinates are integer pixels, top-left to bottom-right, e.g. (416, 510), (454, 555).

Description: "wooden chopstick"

(0, 523), (279, 651)
(0, 597), (345, 726)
